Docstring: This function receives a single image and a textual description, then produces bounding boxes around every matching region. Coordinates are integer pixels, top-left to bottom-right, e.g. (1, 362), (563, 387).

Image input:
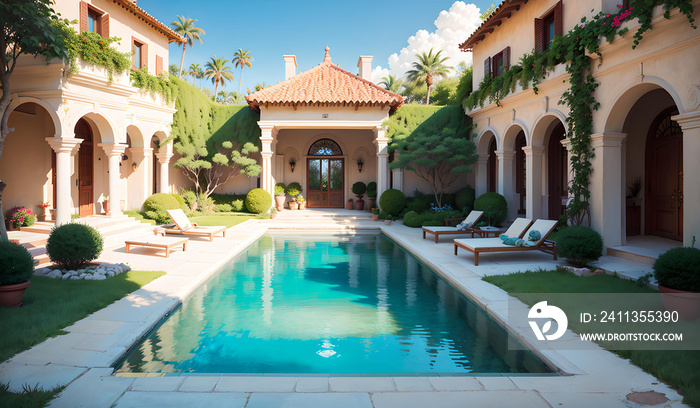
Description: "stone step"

(606, 247), (657, 265)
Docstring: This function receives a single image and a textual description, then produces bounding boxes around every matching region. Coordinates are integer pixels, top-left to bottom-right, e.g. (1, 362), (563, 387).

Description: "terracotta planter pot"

(270, 213), (277, 220)
(355, 197), (365, 210)
(102, 200), (110, 214)
(299, 202), (307, 210)
(0, 280), (31, 308)
(274, 195), (286, 211)
(658, 284), (700, 321)
(384, 220), (392, 226)
(347, 201), (354, 210)
(120, 200), (126, 211)
(289, 201), (299, 211)
(372, 214), (379, 221)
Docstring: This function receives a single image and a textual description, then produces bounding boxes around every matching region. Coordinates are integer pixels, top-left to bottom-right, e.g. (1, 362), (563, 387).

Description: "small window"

(490, 46), (510, 78)
(543, 12), (556, 50)
(88, 10), (100, 34)
(535, 1), (562, 52)
(133, 41), (143, 69)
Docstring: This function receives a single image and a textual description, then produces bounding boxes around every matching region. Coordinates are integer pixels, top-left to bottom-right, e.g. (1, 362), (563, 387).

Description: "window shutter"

(101, 14), (109, 38)
(80, 1), (88, 33)
(155, 56), (163, 75)
(503, 46), (511, 72)
(534, 18), (544, 52)
(554, 1), (563, 36)
(484, 56), (492, 79)
(142, 43), (149, 70)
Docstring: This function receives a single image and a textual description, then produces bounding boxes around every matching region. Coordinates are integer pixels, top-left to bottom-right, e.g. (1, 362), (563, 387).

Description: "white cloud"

(372, 1), (483, 84)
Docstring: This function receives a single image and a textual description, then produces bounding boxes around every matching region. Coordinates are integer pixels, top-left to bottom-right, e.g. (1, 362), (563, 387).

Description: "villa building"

(1, 0), (183, 225)
(460, 0), (700, 248)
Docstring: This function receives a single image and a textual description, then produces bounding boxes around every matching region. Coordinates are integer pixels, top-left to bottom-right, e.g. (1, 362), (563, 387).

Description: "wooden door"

(307, 158), (344, 208)
(75, 119), (94, 217)
(646, 109), (683, 241)
(487, 138), (497, 192)
(547, 123), (567, 220)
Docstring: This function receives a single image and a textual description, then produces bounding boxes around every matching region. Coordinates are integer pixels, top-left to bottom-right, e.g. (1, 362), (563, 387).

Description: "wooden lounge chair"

(453, 219), (558, 266)
(125, 236), (188, 258)
(156, 209), (227, 242)
(422, 211), (485, 243)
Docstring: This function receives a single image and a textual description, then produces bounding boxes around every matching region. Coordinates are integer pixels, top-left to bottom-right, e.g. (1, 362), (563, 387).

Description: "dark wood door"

(75, 119), (94, 217)
(307, 158), (344, 208)
(646, 110), (683, 240)
(487, 138), (497, 192)
(548, 123), (567, 220)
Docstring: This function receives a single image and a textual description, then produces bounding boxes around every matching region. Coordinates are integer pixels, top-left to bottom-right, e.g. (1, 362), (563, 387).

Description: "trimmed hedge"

(171, 193), (186, 208)
(286, 182), (302, 197)
(455, 186), (476, 212)
(654, 247), (700, 292)
(557, 226), (603, 268)
(379, 189), (406, 216)
(402, 210), (464, 228)
(210, 193), (246, 212)
(474, 192), (508, 226)
(245, 188), (272, 214)
(0, 241), (34, 285)
(46, 223), (104, 270)
(144, 193), (180, 224)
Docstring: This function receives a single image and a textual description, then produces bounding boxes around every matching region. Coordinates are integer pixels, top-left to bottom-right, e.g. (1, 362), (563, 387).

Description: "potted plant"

(352, 181), (367, 210)
(347, 199), (354, 210)
(366, 181), (377, 211)
(274, 183), (286, 211)
(37, 201), (51, 222)
(286, 182), (302, 210)
(384, 214), (393, 226)
(100, 195), (110, 214)
(626, 176), (643, 206)
(270, 206), (278, 220)
(372, 208), (380, 221)
(0, 241), (34, 307)
(653, 243), (700, 320)
(297, 195), (307, 210)
(5, 206), (36, 230)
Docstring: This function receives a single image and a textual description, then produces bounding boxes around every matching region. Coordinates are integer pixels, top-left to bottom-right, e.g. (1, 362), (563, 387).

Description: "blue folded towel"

(528, 230), (541, 242)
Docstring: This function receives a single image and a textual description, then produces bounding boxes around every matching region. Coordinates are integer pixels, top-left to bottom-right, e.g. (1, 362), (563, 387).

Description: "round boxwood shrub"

(286, 182), (302, 197)
(352, 181), (367, 196)
(0, 241), (34, 285)
(46, 223), (104, 270)
(171, 193), (186, 208)
(403, 211), (424, 228)
(379, 189), (406, 216)
(653, 247), (700, 292)
(144, 193), (180, 224)
(474, 192), (508, 226)
(557, 226), (603, 268)
(274, 182), (286, 196)
(455, 186), (476, 212)
(245, 188), (272, 214)
(366, 181), (377, 198)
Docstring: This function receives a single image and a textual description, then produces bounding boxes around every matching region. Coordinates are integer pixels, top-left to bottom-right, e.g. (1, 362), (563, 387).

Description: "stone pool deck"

(0, 210), (685, 407)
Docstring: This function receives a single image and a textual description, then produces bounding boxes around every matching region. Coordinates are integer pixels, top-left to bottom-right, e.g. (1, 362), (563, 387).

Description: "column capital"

(261, 151), (273, 159)
(45, 137), (83, 155)
(561, 138), (572, 151)
(155, 150), (174, 164)
(672, 110), (700, 130)
(494, 150), (516, 159)
(377, 152), (389, 158)
(477, 155), (489, 164)
(522, 145), (545, 156)
(98, 143), (128, 157)
(590, 132), (626, 148)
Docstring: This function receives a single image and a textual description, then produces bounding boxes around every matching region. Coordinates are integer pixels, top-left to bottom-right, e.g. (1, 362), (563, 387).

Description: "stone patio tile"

(329, 376), (395, 392)
(64, 319), (126, 335)
(294, 377), (329, 392)
(130, 376), (184, 392)
(178, 375), (221, 392)
(8, 339), (125, 368)
(538, 392), (629, 408)
(371, 391), (550, 408)
(0, 363), (87, 393)
(247, 392), (372, 408)
(215, 376), (296, 392)
(428, 376), (483, 391)
(48, 368), (133, 408)
(72, 333), (120, 352)
(392, 376), (434, 391)
(478, 377), (519, 390)
(114, 391), (248, 408)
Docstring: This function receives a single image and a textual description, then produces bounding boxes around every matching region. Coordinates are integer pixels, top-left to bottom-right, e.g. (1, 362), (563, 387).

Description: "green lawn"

(0, 383), (63, 408)
(123, 210), (156, 225)
(484, 269), (700, 407)
(191, 212), (267, 228)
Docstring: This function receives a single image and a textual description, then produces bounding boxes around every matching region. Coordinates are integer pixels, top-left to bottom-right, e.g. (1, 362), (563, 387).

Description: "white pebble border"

(33, 263), (131, 281)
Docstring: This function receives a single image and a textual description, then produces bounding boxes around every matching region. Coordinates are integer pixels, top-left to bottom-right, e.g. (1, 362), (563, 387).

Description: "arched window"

(308, 138), (342, 156)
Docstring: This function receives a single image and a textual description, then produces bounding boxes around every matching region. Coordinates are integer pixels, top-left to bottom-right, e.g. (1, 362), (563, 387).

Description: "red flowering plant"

(4, 206), (37, 229)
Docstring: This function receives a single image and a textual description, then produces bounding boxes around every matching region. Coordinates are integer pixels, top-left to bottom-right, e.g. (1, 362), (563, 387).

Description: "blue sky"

(137, 0), (491, 94)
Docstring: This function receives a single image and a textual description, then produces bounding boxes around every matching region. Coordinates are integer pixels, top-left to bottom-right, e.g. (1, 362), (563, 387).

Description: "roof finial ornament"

(324, 44), (331, 63)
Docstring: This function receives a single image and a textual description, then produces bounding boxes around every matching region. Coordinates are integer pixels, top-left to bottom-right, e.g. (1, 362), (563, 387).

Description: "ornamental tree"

(0, 0), (70, 241)
(386, 106), (478, 207)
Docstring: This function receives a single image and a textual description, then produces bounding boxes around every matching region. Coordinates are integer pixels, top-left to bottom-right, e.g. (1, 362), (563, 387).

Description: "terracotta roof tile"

(459, 0), (528, 52)
(111, 0), (184, 43)
(245, 61), (403, 112)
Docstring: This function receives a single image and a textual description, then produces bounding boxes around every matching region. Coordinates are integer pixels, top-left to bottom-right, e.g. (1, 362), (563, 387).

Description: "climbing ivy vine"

(464, 1), (695, 225)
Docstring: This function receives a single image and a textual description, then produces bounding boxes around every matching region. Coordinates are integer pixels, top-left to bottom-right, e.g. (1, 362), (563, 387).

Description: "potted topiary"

(372, 208), (380, 221)
(297, 195), (307, 210)
(347, 199), (354, 210)
(384, 214), (393, 226)
(274, 183), (286, 211)
(379, 189), (406, 218)
(286, 182), (302, 210)
(366, 181), (377, 211)
(653, 245), (700, 320)
(0, 241), (34, 307)
(352, 181), (367, 210)
(270, 206), (278, 220)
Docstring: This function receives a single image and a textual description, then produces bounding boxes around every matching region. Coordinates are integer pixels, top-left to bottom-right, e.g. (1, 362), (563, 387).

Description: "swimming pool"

(115, 233), (552, 375)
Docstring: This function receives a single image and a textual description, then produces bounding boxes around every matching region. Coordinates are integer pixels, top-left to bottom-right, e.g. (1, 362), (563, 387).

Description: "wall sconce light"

(289, 158), (296, 173)
(132, 162), (138, 171)
(121, 153), (128, 161)
(357, 158), (364, 173)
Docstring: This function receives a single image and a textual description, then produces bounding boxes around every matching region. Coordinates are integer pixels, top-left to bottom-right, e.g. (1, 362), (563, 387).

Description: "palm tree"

(205, 56), (235, 97)
(232, 49), (253, 94)
(170, 16), (205, 79)
(188, 63), (200, 85)
(378, 75), (404, 93)
(406, 48), (451, 105)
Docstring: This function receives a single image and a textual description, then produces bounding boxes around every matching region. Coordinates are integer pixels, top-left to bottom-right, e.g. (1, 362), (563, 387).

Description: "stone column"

(46, 137), (83, 225)
(155, 150), (174, 194)
(496, 150), (516, 219)
(259, 125), (277, 196)
(391, 151), (403, 192)
(589, 133), (626, 248)
(99, 143), (128, 217)
(523, 146), (544, 220)
(672, 110), (700, 247)
(374, 126), (389, 203)
(475, 156), (489, 197)
(129, 147), (153, 210)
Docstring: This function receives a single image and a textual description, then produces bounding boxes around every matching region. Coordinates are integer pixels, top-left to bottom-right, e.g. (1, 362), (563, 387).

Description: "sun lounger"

(156, 209), (227, 242)
(422, 211), (485, 243)
(453, 219), (557, 266)
(125, 236), (188, 258)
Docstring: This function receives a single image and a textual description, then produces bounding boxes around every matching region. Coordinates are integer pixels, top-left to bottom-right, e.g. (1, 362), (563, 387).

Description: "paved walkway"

(0, 211), (684, 407)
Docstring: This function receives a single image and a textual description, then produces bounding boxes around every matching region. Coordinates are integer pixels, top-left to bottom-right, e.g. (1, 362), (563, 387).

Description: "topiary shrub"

(286, 182), (302, 197)
(171, 193), (186, 209)
(144, 193), (180, 223)
(557, 226), (603, 268)
(274, 182), (286, 196)
(455, 186), (476, 212)
(0, 241), (34, 285)
(474, 192), (508, 226)
(366, 181), (377, 198)
(379, 189), (406, 216)
(352, 181), (367, 196)
(245, 188), (272, 214)
(403, 211), (424, 228)
(210, 193), (246, 212)
(46, 223), (104, 270)
(653, 247), (700, 292)
(181, 190), (197, 210)
(214, 203), (233, 212)
(406, 196), (431, 213)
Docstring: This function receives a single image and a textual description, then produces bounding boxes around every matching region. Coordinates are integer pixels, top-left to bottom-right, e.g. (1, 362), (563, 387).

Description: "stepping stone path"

(33, 263), (131, 281)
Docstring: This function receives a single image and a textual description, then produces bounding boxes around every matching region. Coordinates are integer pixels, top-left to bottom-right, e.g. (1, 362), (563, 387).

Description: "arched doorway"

(307, 138), (344, 208)
(75, 118), (94, 217)
(151, 136), (160, 194)
(646, 108), (683, 241)
(515, 131), (527, 214)
(547, 122), (567, 220)
(487, 138), (497, 193)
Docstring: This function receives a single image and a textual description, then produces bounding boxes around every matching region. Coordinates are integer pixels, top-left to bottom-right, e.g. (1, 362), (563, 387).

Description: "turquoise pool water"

(115, 233), (551, 375)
